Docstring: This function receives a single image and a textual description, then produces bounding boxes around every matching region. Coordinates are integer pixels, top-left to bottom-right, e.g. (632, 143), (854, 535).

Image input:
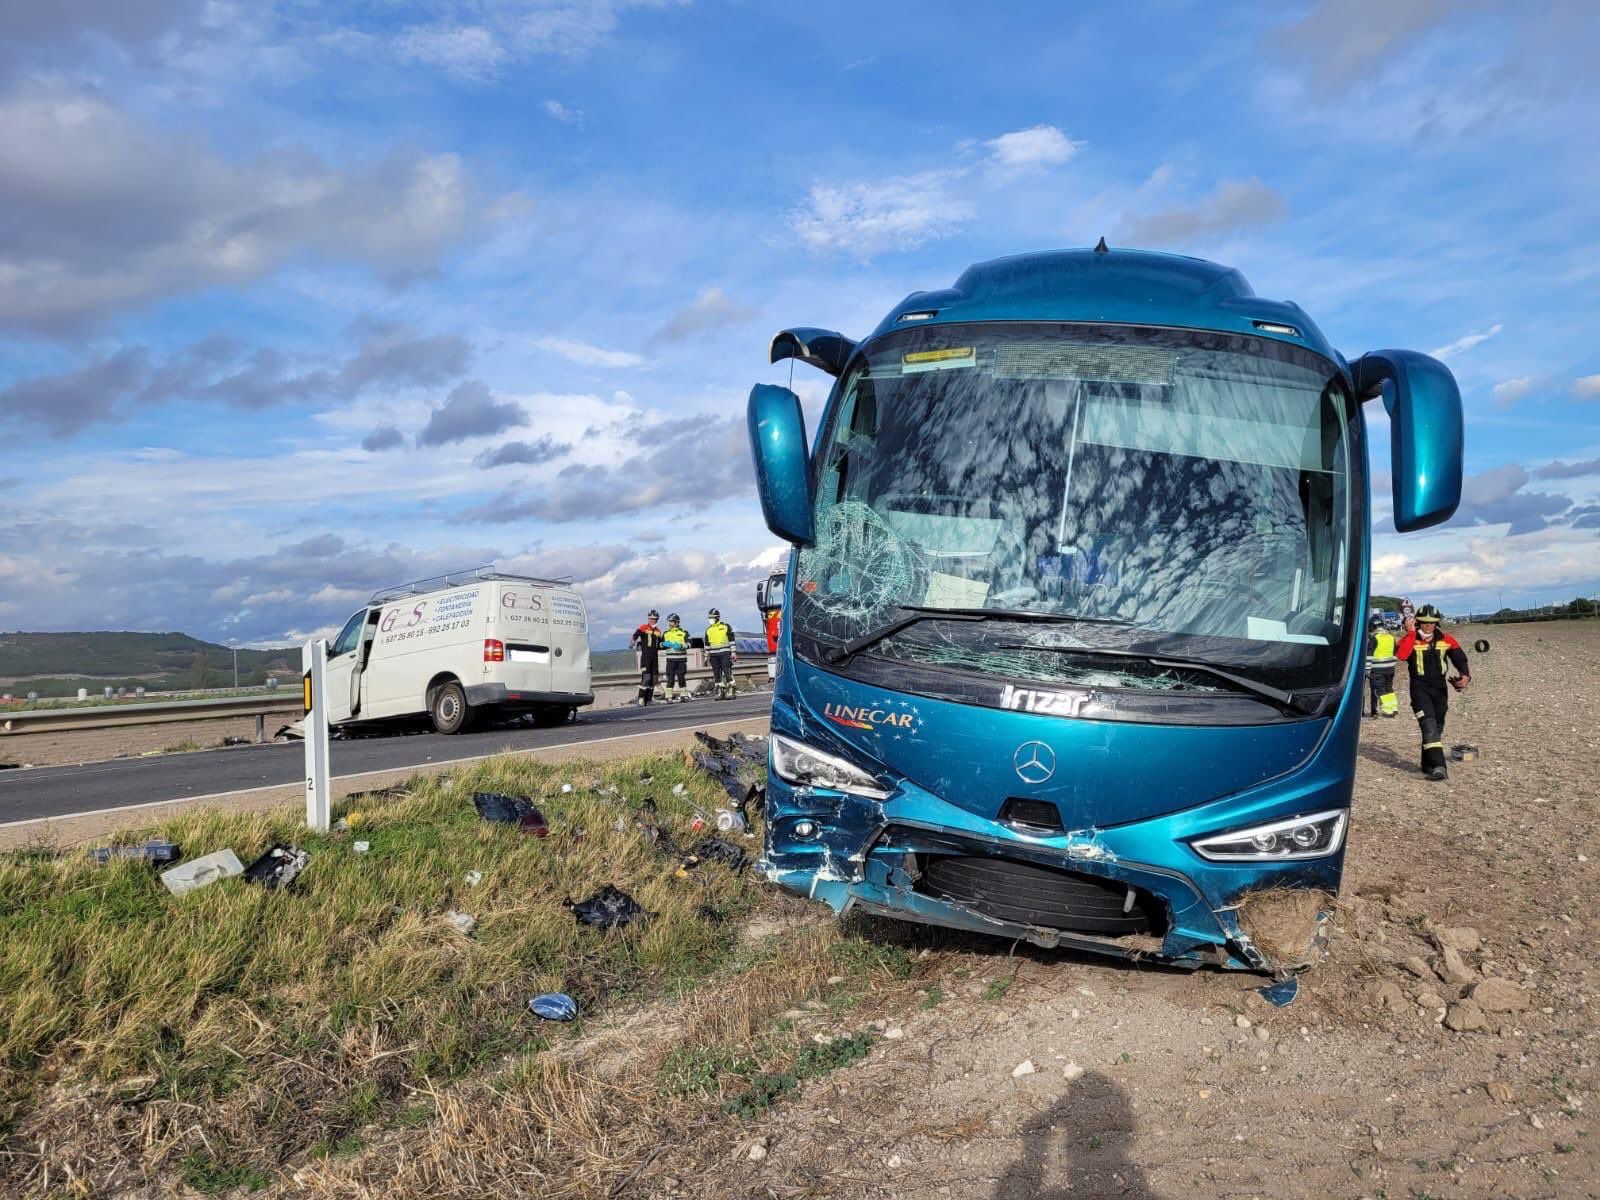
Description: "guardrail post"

(254, 714), (265, 744)
(302, 639), (331, 833)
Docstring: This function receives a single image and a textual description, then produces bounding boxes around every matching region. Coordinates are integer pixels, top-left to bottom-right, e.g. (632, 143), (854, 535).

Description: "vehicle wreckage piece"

(565, 885), (647, 929)
(90, 840), (181, 866)
(243, 845), (310, 890)
(689, 731), (767, 810)
(160, 849), (245, 896)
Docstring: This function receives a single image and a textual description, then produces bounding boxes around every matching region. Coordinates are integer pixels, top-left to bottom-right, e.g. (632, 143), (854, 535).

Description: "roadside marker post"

(301, 639), (331, 833)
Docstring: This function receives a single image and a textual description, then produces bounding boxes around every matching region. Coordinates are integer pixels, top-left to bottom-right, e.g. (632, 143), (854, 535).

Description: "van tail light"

(484, 639), (505, 662)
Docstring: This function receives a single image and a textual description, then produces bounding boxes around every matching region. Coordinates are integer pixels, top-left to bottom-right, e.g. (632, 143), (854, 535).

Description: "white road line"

(0, 714), (768, 830)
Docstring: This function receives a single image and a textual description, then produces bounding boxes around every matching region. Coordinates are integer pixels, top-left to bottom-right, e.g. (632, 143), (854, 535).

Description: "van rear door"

(492, 582), (554, 696)
(547, 588), (591, 697)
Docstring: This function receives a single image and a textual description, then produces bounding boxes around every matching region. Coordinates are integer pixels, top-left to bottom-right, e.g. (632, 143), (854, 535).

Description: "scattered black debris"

(219, 735), (250, 747)
(529, 992), (578, 1021)
(695, 903), (727, 924)
(243, 845), (310, 890)
(565, 885), (647, 929)
(472, 791), (550, 837)
(89, 839), (182, 866)
(690, 731), (768, 806)
(689, 837), (748, 872)
(1451, 743), (1480, 762)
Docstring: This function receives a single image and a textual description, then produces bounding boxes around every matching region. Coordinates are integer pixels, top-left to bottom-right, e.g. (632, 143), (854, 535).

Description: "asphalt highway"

(0, 693), (772, 827)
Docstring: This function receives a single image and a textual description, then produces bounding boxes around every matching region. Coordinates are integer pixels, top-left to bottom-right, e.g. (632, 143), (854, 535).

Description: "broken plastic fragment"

(161, 849), (244, 896)
(529, 992), (578, 1021)
(353, 841), (370, 855)
(565, 885), (646, 929)
(715, 808), (748, 834)
(243, 845), (310, 890)
(472, 791), (549, 837)
(89, 839), (181, 866)
(446, 910), (477, 936)
(464, 869), (483, 886)
(686, 838), (748, 872)
(1257, 977), (1299, 1007)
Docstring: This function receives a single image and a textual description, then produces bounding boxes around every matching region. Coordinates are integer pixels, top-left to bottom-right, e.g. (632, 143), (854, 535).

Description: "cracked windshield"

(792, 323), (1358, 696)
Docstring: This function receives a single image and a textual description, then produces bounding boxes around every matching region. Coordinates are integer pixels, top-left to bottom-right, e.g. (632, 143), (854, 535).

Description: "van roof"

(369, 565), (574, 605)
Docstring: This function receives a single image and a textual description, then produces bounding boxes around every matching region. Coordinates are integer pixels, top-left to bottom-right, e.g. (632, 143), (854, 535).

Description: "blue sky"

(2, 0), (1597, 648)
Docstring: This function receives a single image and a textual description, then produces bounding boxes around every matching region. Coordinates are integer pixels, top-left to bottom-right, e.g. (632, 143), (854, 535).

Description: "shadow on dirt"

(991, 1069), (1160, 1199)
(1357, 740), (1422, 777)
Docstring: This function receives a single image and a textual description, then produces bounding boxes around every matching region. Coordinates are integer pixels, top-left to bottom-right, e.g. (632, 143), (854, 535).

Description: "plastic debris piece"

(1257, 977), (1300, 1007)
(161, 849), (244, 896)
(560, 783), (573, 794)
(446, 910), (477, 935)
(1450, 743), (1479, 762)
(671, 783), (687, 796)
(464, 870), (483, 886)
(690, 731), (769, 805)
(89, 839), (181, 866)
(353, 841), (371, 855)
(473, 791), (549, 837)
(529, 992), (578, 1021)
(565, 885), (647, 929)
(692, 838), (748, 872)
(243, 845), (310, 890)
(715, 808), (748, 834)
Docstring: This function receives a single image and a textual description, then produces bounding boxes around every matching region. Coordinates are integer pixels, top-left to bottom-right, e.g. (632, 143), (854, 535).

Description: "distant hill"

(0, 632), (297, 698)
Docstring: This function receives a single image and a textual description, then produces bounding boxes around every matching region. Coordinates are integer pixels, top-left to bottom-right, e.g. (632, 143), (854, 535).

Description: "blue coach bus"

(745, 246), (1463, 975)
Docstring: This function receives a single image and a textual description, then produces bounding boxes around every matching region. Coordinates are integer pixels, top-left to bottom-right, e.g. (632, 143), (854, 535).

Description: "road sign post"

(301, 639), (331, 833)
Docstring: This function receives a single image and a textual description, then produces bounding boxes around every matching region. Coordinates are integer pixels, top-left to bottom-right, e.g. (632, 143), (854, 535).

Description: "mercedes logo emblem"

(1013, 741), (1056, 785)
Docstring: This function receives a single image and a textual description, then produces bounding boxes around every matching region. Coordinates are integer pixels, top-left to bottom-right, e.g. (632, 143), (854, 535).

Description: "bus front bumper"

(760, 776), (1342, 976)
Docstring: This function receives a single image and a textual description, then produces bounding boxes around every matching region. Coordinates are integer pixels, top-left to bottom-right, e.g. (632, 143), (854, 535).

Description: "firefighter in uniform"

(630, 609), (663, 706)
(1394, 604), (1471, 780)
(705, 608), (736, 700)
(661, 613), (690, 702)
(1365, 613), (1399, 718)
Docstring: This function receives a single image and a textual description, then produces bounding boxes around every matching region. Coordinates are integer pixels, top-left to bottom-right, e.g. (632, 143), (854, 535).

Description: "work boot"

(1428, 765), (1448, 782)
(1383, 711), (1396, 719)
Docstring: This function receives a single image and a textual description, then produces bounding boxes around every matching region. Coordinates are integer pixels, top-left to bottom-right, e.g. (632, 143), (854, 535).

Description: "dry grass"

(0, 750), (930, 1199)
(0, 751), (778, 1195)
(1233, 886), (1333, 969)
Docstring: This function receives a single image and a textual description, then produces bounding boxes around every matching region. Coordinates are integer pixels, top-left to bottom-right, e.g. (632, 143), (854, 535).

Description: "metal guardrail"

(0, 661), (771, 736)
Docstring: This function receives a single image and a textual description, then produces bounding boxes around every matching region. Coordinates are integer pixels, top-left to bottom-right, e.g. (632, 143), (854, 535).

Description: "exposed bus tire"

(429, 681), (473, 734)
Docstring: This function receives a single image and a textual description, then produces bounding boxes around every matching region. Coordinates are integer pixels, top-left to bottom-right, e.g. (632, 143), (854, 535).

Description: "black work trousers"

(664, 657), (687, 690)
(1411, 682), (1449, 771)
(638, 661), (658, 702)
(709, 650), (734, 687)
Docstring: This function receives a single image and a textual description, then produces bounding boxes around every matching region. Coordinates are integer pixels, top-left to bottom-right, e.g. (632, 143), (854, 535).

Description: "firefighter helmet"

(1415, 604), (1442, 624)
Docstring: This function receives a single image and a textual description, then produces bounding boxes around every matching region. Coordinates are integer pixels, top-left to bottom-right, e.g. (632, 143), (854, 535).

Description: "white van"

(322, 568), (592, 733)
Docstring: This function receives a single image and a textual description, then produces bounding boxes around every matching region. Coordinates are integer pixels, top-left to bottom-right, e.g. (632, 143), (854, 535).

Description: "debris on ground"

(715, 808), (748, 834)
(689, 731), (767, 808)
(1450, 743), (1480, 761)
(160, 849), (245, 896)
(463, 870), (483, 886)
(445, 910), (477, 936)
(243, 845), (310, 890)
(1256, 977), (1300, 1007)
(529, 993), (579, 1021)
(353, 841), (370, 855)
(565, 885), (647, 929)
(88, 839), (181, 866)
(684, 838), (748, 872)
(472, 791), (550, 837)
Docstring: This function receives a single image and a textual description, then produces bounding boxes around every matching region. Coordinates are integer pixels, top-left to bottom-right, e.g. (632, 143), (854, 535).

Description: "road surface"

(0, 693), (771, 827)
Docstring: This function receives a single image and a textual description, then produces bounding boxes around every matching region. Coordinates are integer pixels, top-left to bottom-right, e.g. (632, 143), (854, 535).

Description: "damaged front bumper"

(761, 773), (1341, 975)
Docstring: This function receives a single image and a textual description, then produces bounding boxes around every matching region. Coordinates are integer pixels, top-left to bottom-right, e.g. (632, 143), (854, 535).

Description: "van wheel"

(429, 682), (472, 734)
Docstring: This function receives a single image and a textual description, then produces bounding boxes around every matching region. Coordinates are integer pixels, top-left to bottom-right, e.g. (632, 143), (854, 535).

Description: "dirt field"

(636, 620), (1600, 1200)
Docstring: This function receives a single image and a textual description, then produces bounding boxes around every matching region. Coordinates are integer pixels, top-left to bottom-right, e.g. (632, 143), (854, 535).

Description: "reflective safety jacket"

(661, 626), (690, 658)
(1366, 629), (1397, 668)
(1395, 629), (1468, 685)
(705, 620), (735, 650)
(631, 622), (662, 664)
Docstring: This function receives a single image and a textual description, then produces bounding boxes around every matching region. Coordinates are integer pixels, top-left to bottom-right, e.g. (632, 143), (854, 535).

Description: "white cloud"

(1429, 323), (1503, 360)
(790, 170), (972, 258)
(1119, 178), (1287, 246)
(534, 336), (646, 369)
(651, 286), (758, 344)
(0, 83), (486, 332)
(1573, 374), (1600, 399)
(544, 99), (583, 123)
(1491, 377), (1533, 407)
(984, 125), (1082, 173)
(393, 25), (507, 80)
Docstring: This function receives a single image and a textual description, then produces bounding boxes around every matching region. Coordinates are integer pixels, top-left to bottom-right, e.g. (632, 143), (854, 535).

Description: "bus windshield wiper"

(997, 642), (1321, 715)
(826, 605), (1130, 665)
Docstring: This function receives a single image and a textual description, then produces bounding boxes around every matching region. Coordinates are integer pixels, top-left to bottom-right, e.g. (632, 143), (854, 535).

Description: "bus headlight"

(770, 733), (891, 800)
(1191, 810), (1347, 862)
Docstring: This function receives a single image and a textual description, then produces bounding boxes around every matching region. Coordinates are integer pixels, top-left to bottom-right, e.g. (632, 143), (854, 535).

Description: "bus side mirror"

(747, 383), (814, 545)
(1352, 349), (1463, 533)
